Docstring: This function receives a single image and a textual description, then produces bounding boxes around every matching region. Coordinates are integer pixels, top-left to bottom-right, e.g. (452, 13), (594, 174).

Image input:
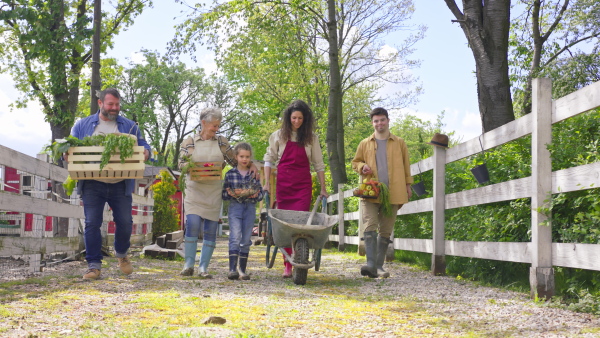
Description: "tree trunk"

(47, 0), (75, 142)
(326, 0), (347, 192)
(444, 0), (515, 132)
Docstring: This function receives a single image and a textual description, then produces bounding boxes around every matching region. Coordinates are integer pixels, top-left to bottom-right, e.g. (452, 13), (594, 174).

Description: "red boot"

(282, 247), (293, 278)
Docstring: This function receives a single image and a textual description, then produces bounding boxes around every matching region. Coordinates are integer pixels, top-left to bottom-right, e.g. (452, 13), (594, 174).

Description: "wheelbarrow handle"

(305, 196), (322, 226)
(263, 191), (278, 268)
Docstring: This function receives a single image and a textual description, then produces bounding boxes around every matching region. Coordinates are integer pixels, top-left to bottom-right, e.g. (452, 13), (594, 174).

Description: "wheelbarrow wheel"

(292, 238), (309, 285)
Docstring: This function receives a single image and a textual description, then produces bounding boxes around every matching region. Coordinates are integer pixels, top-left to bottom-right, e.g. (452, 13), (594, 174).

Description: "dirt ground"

(1, 238), (599, 338)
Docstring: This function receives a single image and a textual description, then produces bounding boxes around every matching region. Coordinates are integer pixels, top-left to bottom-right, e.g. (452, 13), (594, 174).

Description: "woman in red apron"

(263, 100), (329, 277)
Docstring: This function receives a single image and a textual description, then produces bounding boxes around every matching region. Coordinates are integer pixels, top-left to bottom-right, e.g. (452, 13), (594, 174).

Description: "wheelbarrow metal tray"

(268, 209), (337, 249)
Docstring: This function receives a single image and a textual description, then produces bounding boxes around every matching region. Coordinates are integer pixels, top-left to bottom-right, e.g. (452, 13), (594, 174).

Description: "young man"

(351, 107), (413, 278)
(70, 88), (151, 280)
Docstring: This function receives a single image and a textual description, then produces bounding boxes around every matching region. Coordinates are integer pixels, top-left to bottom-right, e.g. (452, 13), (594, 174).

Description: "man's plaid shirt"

(222, 167), (264, 204)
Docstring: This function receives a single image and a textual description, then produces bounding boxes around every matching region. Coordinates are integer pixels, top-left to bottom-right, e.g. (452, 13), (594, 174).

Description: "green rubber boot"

(376, 236), (392, 278)
(360, 231), (378, 278)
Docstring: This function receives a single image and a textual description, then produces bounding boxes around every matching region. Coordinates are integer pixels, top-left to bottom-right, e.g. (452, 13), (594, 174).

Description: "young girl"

(222, 143), (264, 280)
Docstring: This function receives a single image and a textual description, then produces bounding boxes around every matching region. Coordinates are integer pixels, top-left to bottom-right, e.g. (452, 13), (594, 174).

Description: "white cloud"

(199, 52), (218, 75)
(378, 44), (398, 58)
(0, 75), (51, 157)
(397, 105), (482, 144)
(442, 107), (482, 142)
(129, 52), (147, 65)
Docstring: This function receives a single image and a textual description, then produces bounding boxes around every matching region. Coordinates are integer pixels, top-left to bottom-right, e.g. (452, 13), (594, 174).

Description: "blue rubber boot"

(198, 240), (216, 279)
(238, 252), (250, 280)
(228, 250), (239, 280)
(180, 236), (198, 276)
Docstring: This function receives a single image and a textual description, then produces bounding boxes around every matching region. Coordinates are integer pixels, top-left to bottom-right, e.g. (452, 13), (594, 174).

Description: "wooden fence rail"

(326, 78), (600, 299)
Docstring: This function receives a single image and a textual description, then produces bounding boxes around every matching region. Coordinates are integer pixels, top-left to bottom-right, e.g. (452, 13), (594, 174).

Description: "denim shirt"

(71, 112), (151, 196)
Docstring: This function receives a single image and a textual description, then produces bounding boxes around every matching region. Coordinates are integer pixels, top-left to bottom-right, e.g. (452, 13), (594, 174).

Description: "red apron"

(276, 141), (312, 212)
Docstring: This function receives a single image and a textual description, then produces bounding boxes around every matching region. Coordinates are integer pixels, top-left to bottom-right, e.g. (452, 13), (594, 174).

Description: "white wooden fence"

(0, 146), (154, 272)
(326, 78), (600, 299)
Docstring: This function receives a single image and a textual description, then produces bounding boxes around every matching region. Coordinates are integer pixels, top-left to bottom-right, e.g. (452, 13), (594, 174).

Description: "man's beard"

(101, 108), (118, 121)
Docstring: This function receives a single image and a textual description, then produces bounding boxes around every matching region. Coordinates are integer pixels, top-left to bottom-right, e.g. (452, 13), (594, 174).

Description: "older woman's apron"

(184, 139), (223, 221)
(276, 141), (311, 212)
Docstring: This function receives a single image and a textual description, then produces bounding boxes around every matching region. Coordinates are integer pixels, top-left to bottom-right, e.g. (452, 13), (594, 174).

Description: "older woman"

(263, 100), (328, 278)
(179, 108), (258, 278)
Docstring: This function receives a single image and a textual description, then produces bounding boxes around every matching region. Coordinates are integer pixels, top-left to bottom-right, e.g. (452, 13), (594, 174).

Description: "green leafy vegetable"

(178, 155), (194, 195)
(46, 134), (137, 170)
(63, 175), (77, 196)
(379, 182), (393, 217)
(99, 134), (136, 170)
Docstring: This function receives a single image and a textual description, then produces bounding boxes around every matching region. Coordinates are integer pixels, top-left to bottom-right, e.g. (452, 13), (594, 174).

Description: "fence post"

(28, 254), (42, 273)
(530, 77), (554, 299)
(431, 145), (446, 275)
(337, 183), (345, 251)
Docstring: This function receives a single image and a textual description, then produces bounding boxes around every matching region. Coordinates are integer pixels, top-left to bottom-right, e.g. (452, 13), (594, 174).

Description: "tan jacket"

(351, 133), (413, 205)
(263, 129), (326, 172)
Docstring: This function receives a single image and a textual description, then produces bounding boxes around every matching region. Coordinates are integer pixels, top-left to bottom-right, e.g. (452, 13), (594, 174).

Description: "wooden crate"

(189, 161), (223, 181)
(67, 146), (145, 180)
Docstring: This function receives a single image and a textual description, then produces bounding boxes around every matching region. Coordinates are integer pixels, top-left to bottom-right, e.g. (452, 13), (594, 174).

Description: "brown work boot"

(83, 268), (101, 280)
(118, 257), (133, 275)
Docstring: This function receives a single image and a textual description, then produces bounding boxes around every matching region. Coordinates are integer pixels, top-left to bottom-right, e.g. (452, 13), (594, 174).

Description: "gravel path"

(1, 238), (598, 337)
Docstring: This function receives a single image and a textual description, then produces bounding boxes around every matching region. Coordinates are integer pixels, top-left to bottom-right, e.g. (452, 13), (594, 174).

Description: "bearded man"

(69, 88), (151, 280)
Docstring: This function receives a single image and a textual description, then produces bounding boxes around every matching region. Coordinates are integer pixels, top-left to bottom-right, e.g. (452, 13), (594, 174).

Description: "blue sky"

(0, 1), (481, 157)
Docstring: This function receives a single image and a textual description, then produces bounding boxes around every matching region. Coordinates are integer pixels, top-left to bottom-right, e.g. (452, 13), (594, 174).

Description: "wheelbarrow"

(264, 193), (338, 285)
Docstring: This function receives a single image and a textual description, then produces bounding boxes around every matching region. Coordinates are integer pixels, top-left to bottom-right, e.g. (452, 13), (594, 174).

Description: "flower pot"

(470, 163), (490, 184)
(411, 181), (427, 197)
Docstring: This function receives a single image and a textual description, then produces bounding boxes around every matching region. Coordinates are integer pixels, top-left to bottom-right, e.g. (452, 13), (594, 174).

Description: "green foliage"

(544, 110), (600, 244)
(63, 175), (76, 196)
(0, 0), (151, 140)
(173, 0), (424, 189)
(509, 0), (600, 116)
(178, 155), (194, 196)
(78, 58), (125, 117)
(378, 182), (392, 217)
(390, 112), (455, 164)
(387, 108), (600, 304)
(117, 51), (213, 169)
(100, 134), (136, 169)
(554, 267), (600, 315)
(149, 170), (180, 242)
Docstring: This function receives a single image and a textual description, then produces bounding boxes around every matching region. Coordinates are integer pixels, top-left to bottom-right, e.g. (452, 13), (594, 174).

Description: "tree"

(205, 75), (246, 144)
(510, 0), (600, 115)
(444, 0), (515, 132)
(118, 51), (212, 168)
(390, 112), (455, 163)
(0, 0), (150, 142)
(173, 0), (424, 191)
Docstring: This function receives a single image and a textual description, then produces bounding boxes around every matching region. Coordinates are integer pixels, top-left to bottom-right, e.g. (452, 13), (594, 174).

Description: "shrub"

(150, 170), (180, 242)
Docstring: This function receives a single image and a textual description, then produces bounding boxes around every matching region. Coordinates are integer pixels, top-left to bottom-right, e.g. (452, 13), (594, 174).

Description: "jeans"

(227, 201), (256, 254)
(184, 214), (219, 242)
(81, 180), (133, 269)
